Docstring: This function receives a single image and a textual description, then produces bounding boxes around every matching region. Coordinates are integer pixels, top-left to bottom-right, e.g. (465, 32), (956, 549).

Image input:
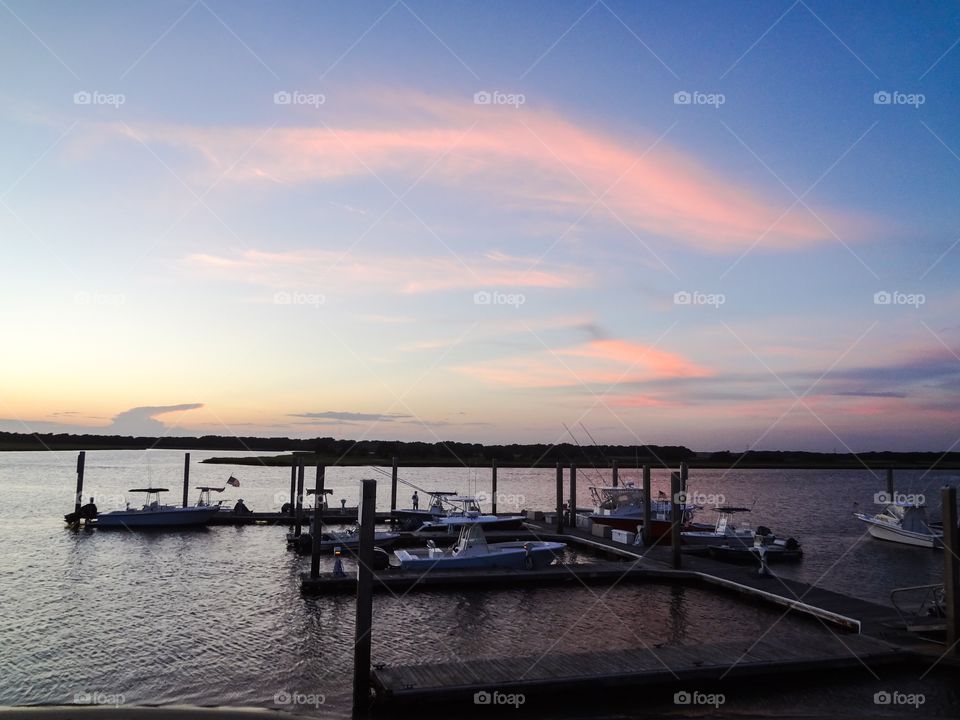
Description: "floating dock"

(331, 521), (933, 709)
(372, 635), (909, 707)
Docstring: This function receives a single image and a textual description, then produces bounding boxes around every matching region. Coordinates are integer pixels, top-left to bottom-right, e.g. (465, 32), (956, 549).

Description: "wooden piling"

(612, 458), (619, 488)
(294, 461), (305, 538)
(886, 467), (894, 499)
(569, 464), (577, 527)
(680, 462), (688, 495)
(390, 456), (398, 512)
(642, 465), (652, 545)
(943, 487), (959, 654)
(555, 461), (564, 533)
(310, 465), (326, 580)
(671, 471), (682, 569)
(353, 478), (377, 715)
(182, 453), (190, 508)
(74, 451), (85, 520)
(491, 458), (498, 515)
(289, 464), (297, 516)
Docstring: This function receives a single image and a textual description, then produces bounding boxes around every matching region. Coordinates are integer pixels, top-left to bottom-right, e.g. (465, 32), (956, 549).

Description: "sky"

(1, 0), (960, 452)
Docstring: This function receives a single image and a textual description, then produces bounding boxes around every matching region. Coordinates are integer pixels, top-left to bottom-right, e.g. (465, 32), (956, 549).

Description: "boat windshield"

(453, 524), (489, 555)
(589, 486), (643, 511)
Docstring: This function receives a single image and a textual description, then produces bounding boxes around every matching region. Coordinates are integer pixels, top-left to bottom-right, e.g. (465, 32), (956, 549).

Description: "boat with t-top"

(94, 488), (219, 528)
(394, 520), (565, 571)
(588, 484), (697, 539)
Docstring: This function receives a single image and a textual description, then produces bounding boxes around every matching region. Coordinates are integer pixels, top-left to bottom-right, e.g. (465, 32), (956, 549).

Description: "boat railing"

(890, 583), (946, 631)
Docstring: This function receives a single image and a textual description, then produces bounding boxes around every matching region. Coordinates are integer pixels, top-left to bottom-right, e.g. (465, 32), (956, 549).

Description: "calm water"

(1, 450), (957, 717)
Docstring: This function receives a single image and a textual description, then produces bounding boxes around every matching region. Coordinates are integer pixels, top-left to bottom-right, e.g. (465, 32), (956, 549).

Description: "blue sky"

(2, 1), (960, 452)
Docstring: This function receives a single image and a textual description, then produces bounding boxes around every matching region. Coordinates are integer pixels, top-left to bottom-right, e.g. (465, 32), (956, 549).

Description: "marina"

(4, 448), (959, 718)
(50, 451), (960, 715)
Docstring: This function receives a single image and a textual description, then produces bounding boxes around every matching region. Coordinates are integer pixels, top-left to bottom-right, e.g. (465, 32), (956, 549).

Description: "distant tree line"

(2, 431), (959, 468)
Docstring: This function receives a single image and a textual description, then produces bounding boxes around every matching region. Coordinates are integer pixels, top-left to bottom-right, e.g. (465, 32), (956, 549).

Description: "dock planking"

(372, 634), (908, 706)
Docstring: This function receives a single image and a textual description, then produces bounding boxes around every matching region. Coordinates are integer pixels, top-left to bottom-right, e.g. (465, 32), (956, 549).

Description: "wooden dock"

(372, 634), (908, 707)
(300, 560), (644, 594)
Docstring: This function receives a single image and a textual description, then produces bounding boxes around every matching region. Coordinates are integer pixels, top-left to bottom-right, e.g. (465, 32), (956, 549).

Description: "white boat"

(416, 496), (526, 531)
(394, 521), (565, 571)
(681, 507), (756, 547)
(95, 488), (219, 528)
(391, 490), (458, 522)
(855, 502), (943, 548)
(298, 526), (401, 553)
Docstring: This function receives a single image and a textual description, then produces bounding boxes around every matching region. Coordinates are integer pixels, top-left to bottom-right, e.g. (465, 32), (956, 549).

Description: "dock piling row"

(671, 471), (682, 568)
(182, 453), (190, 508)
(353, 479), (377, 716)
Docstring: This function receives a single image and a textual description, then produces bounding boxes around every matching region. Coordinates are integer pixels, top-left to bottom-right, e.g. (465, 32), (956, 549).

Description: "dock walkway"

(372, 634), (907, 706)
(363, 523), (927, 708)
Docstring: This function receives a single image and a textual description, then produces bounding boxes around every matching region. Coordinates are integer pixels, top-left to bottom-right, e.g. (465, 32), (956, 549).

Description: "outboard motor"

(296, 532), (313, 554)
(371, 547), (391, 571)
(64, 498), (98, 525)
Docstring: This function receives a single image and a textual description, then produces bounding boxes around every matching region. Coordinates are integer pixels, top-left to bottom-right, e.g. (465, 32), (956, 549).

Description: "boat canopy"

(128, 488), (169, 493)
(195, 486), (225, 492)
(713, 506), (751, 513)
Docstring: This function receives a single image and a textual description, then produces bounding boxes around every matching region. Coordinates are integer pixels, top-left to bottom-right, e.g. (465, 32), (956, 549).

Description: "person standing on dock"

(412, 491), (419, 510)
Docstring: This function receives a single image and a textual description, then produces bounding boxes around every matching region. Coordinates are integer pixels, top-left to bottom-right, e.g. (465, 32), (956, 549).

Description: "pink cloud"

(184, 248), (587, 294)
(456, 338), (710, 389)
(91, 92), (866, 252)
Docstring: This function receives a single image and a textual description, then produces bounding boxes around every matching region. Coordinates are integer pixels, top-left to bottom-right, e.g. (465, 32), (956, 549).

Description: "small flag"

(227, 476), (240, 487)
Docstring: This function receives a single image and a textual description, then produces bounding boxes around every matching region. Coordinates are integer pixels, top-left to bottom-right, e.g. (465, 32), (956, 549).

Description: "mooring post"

(491, 458), (498, 515)
(671, 471), (682, 569)
(353, 478), (377, 715)
(886, 467), (895, 500)
(310, 465), (326, 580)
(612, 458), (619, 488)
(182, 453), (190, 508)
(556, 461), (564, 533)
(680, 461), (688, 495)
(294, 460), (305, 537)
(642, 465), (652, 545)
(289, 464), (297, 516)
(943, 486), (959, 654)
(390, 455), (398, 513)
(569, 463), (577, 527)
(74, 451), (86, 521)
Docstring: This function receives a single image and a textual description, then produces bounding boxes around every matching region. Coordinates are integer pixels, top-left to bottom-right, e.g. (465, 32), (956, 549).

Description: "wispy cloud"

(456, 338), (711, 389)
(184, 248), (588, 295)
(290, 411), (412, 422)
(82, 91), (869, 252)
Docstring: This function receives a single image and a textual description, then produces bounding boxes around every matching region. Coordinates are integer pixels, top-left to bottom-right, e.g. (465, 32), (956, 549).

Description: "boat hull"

(94, 506), (218, 528)
(395, 541), (564, 571)
(864, 522), (940, 548)
(681, 531), (754, 547)
(418, 516), (527, 532)
(854, 512), (942, 548)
